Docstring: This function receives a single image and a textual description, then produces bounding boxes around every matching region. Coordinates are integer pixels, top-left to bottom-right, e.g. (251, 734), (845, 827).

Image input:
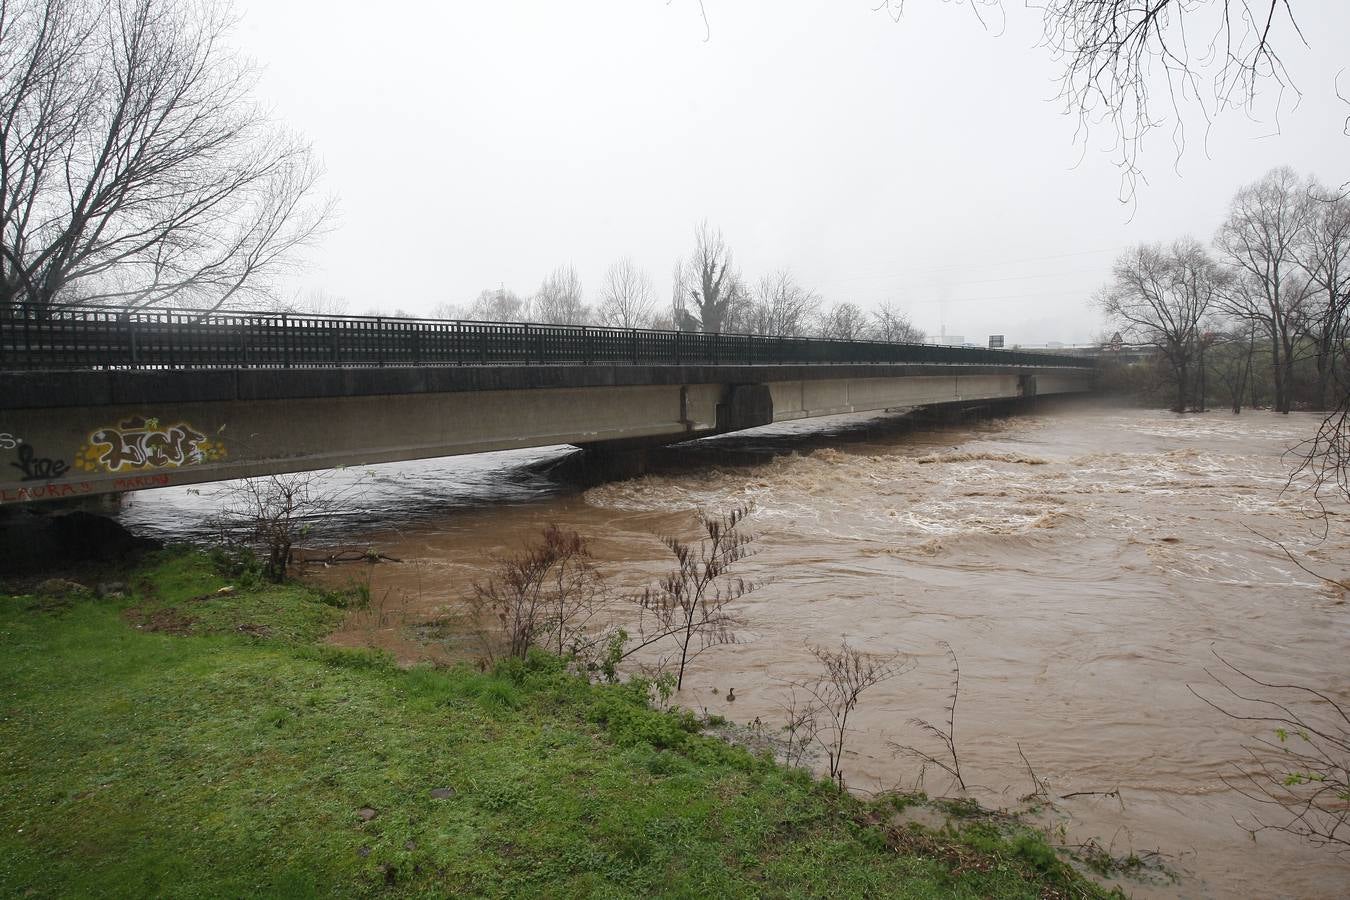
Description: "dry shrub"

(779, 640), (905, 787)
(625, 504), (760, 689)
(471, 524), (610, 664)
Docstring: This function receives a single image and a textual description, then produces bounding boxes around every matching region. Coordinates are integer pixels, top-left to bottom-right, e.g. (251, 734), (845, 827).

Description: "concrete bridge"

(0, 306), (1095, 505)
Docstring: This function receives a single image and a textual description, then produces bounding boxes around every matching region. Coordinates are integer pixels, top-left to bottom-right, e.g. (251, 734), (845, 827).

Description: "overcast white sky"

(234, 1), (1348, 345)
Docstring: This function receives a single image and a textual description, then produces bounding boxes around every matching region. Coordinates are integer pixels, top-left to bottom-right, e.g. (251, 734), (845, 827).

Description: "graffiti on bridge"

(9, 445), (70, 482)
(73, 416), (227, 474)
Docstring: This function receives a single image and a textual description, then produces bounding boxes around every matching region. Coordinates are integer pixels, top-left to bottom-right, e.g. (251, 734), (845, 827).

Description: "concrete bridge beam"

(0, 366), (1094, 506)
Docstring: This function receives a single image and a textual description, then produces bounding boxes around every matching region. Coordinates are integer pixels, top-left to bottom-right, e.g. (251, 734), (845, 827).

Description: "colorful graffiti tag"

(73, 416), (226, 474)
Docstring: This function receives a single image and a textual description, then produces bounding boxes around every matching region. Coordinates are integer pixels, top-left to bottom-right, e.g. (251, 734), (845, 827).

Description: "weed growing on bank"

(0, 548), (1118, 898)
(469, 506), (762, 689)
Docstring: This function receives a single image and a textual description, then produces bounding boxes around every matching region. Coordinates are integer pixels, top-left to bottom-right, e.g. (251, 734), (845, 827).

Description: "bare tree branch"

(0, 0), (331, 314)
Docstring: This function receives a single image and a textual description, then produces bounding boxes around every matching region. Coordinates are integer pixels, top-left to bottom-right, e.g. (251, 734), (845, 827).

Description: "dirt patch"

(123, 605), (196, 635)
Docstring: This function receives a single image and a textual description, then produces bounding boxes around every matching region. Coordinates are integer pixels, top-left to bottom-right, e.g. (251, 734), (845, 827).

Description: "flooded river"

(119, 401), (1350, 898)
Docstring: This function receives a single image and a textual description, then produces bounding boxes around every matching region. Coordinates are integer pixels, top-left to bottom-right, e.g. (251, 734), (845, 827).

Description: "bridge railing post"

(126, 314), (138, 368)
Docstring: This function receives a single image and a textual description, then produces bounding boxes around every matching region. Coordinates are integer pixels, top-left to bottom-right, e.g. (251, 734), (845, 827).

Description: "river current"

(119, 401), (1350, 898)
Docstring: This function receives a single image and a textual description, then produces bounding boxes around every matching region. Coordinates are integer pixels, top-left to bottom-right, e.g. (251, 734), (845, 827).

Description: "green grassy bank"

(0, 549), (1112, 898)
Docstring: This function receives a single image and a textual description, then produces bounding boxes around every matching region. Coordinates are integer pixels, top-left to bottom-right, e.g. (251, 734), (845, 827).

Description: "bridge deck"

(1, 307), (1095, 505)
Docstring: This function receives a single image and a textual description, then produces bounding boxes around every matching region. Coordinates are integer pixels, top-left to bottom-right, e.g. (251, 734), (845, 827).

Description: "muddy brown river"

(120, 401), (1350, 898)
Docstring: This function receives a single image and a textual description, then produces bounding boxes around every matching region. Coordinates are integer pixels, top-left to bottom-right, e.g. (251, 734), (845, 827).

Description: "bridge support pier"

(576, 442), (653, 482)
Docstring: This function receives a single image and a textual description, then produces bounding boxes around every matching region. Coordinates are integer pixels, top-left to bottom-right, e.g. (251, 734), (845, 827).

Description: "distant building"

(923, 333), (964, 346)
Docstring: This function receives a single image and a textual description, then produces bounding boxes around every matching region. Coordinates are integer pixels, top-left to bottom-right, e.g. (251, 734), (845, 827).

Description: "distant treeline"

(1098, 167), (1348, 414)
(413, 223), (925, 344)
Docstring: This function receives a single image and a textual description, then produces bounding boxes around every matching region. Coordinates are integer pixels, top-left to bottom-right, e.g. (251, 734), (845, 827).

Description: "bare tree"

(0, 0), (330, 314)
(463, 287), (530, 322)
(1216, 167), (1316, 414)
(1208, 321), (1260, 414)
(818, 301), (871, 341)
(596, 257), (656, 328)
(673, 221), (746, 333)
(872, 300), (924, 343)
(1296, 190), (1350, 410)
(1100, 239), (1226, 413)
(270, 289), (349, 316)
(533, 264), (589, 325)
(429, 300), (465, 320)
(744, 269), (819, 337)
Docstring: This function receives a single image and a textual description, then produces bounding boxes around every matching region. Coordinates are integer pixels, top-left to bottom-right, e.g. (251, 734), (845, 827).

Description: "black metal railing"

(0, 303), (1095, 372)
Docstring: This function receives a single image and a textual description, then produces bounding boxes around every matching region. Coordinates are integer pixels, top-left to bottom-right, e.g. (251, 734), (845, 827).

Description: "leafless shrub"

(1018, 742), (1052, 805)
(621, 504), (760, 689)
(777, 685), (821, 769)
(893, 642), (968, 792)
(783, 640), (905, 787)
(470, 524), (612, 663)
(1191, 651), (1350, 854)
(210, 471), (355, 582)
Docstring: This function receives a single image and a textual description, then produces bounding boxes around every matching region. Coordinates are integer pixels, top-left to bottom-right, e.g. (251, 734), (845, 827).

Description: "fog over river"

(119, 401), (1350, 898)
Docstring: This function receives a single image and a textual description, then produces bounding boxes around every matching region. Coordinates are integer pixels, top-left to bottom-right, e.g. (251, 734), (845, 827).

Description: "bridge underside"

(0, 365), (1092, 504)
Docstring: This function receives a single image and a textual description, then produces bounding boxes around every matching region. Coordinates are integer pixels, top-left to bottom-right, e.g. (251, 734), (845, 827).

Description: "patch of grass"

(118, 548), (348, 643)
(0, 548), (1115, 898)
